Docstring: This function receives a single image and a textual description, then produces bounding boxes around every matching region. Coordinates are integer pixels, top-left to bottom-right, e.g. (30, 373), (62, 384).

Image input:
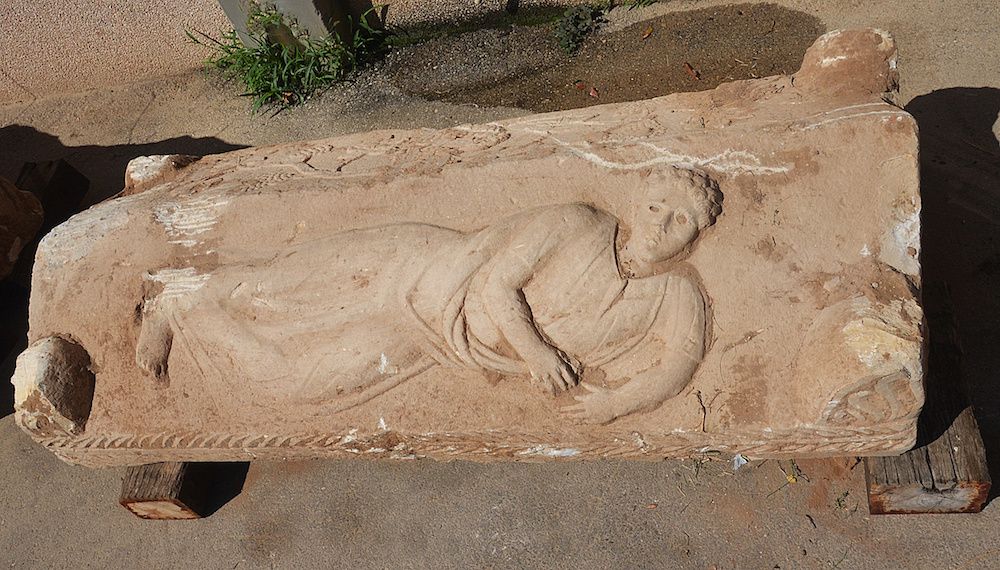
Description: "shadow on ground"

(0, 125), (246, 417)
(184, 462), (252, 517)
(911, 88), (1000, 498)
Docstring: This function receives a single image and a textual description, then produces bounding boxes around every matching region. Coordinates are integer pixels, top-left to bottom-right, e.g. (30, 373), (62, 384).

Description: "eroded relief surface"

(136, 169), (720, 425)
(12, 29), (926, 466)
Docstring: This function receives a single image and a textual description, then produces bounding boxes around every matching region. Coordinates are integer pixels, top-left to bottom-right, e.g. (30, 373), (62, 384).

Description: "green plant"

(553, 4), (605, 54)
(187, 3), (383, 110)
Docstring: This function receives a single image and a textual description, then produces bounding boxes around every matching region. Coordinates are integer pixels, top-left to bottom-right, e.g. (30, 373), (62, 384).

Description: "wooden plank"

(120, 463), (203, 520)
(119, 461), (251, 520)
(864, 284), (991, 514)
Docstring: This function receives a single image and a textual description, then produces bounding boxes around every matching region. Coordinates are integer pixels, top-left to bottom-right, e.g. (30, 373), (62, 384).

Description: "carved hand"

(560, 383), (620, 425)
(525, 348), (580, 394)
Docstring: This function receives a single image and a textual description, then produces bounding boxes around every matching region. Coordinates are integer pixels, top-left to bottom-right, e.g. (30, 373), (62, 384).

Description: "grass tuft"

(187, 4), (383, 110)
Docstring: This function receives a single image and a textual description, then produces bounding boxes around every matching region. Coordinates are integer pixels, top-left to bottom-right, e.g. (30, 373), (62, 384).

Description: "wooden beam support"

(864, 284), (991, 514)
(865, 406), (990, 514)
(120, 462), (205, 520)
(119, 461), (251, 520)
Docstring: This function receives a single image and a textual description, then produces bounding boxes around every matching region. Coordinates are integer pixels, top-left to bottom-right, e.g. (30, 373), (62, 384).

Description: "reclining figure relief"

(136, 167), (722, 425)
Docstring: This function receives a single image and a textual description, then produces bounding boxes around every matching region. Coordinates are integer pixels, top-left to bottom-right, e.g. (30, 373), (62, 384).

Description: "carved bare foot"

(136, 309), (173, 386)
(560, 383), (619, 425)
(525, 349), (580, 394)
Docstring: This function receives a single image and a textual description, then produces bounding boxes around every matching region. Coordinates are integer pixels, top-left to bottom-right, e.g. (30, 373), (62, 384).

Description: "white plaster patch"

(518, 445), (581, 458)
(536, 134), (791, 175)
(37, 194), (143, 270)
(153, 195), (230, 247)
(797, 110), (910, 131)
(144, 267), (210, 311)
(841, 297), (922, 376)
(873, 28), (894, 51)
(340, 428), (359, 444)
(816, 29), (844, 45)
(878, 203), (921, 277)
(820, 55), (848, 67)
(377, 352), (398, 375)
(125, 155), (174, 184)
(860, 244), (871, 257)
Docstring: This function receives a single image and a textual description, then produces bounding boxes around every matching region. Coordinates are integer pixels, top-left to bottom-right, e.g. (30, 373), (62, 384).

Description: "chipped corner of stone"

(11, 337), (94, 439)
(826, 296), (925, 428)
(123, 154), (200, 196)
(841, 296), (924, 374)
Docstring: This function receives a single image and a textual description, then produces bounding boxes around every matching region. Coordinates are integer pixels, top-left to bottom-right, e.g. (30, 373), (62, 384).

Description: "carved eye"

(675, 212), (689, 225)
(649, 204), (662, 213)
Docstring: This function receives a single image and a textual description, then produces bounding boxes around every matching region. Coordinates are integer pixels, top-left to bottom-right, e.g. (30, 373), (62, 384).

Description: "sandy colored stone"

(0, 176), (43, 279)
(12, 29), (924, 467)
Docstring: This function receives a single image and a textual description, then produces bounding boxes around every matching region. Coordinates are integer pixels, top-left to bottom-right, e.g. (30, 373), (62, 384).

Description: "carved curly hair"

(642, 166), (723, 229)
(672, 166), (723, 228)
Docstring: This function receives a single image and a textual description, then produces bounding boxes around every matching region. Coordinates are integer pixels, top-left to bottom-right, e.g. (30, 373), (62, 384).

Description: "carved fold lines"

(146, 268), (210, 301)
(153, 196), (230, 245)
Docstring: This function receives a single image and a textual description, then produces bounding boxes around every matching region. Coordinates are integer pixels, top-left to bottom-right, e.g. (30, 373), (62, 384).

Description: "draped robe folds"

(161, 204), (706, 411)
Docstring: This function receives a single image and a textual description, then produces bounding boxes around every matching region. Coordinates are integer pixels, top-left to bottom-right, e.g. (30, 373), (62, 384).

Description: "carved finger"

(559, 404), (587, 418)
(579, 382), (609, 395)
(544, 374), (560, 395)
(560, 366), (577, 388)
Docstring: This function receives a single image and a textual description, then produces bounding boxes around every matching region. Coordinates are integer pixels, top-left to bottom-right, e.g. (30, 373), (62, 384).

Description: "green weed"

(187, 3), (383, 110)
(553, 4), (606, 54)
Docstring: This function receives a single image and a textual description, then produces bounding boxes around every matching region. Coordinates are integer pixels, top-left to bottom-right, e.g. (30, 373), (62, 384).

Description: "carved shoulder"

(525, 203), (616, 233)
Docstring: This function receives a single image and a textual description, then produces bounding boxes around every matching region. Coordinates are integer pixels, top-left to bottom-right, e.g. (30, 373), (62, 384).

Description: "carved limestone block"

(12, 29), (925, 467)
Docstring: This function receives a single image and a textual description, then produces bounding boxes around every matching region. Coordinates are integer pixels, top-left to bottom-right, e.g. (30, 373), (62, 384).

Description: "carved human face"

(618, 185), (708, 277)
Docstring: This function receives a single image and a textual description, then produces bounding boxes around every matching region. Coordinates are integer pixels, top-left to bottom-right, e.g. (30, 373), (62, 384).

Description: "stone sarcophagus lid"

(12, 29), (924, 467)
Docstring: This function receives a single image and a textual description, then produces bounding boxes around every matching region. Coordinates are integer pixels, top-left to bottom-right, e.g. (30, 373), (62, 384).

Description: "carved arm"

(479, 206), (600, 391)
(563, 275), (708, 423)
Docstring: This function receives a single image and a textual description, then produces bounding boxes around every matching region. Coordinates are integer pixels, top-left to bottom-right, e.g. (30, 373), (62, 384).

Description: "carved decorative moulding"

(12, 29), (924, 467)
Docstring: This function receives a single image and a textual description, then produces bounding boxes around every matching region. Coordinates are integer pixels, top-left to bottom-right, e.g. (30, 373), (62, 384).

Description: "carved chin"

(618, 245), (687, 279)
(617, 249), (656, 279)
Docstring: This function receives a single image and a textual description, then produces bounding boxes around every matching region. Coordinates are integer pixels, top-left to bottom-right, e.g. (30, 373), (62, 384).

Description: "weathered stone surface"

(12, 29), (924, 467)
(0, 176), (43, 279)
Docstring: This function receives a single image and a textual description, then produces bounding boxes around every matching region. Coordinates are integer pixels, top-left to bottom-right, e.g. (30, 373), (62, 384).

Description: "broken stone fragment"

(0, 176), (43, 279)
(11, 336), (95, 437)
(12, 29), (925, 467)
